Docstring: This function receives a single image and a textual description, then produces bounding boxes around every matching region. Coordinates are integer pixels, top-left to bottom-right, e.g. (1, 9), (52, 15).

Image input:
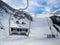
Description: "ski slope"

(0, 0), (60, 45)
(0, 14), (60, 45)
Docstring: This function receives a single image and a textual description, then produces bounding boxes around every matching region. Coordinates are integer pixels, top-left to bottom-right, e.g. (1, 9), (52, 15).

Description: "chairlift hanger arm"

(19, 0), (29, 10)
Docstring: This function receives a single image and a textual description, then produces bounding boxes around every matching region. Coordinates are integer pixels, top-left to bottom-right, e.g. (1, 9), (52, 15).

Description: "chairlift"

(9, 0), (33, 37)
(47, 10), (60, 38)
(46, 14), (56, 38)
(9, 11), (32, 37)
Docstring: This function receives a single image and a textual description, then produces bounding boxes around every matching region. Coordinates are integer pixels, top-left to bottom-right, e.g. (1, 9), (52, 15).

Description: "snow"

(0, 6), (60, 45)
(0, 13), (60, 45)
(10, 15), (30, 28)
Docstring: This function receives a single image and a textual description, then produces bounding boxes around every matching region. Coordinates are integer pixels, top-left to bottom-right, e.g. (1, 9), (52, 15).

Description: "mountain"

(0, 0), (16, 13)
(0, 0), (16, 38)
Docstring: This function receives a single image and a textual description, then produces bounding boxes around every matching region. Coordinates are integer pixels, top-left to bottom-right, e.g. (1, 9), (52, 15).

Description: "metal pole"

(46, 14), (53, 35)
(9, 14), (11, 35)
(19, 0), (29, 10)
(28, 20), (31, 36)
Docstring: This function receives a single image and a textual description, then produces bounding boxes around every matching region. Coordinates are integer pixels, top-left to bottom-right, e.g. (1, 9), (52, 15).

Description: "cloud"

(45, 0), (60, 10)
(2, 0), (10, 3)
(2, 0), (60, 14)
(44, 7), (51, 13)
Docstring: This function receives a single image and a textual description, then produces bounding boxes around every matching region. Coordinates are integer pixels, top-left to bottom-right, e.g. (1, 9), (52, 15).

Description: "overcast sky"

(2, 0), (60, 14)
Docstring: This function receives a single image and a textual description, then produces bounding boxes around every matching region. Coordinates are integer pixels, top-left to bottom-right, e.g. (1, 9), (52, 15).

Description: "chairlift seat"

(9, 27), (29, 36)
(47, 34), (55, 38)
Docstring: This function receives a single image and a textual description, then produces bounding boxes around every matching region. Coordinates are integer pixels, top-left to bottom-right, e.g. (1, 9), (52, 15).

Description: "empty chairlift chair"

(9, 10), (33, 37)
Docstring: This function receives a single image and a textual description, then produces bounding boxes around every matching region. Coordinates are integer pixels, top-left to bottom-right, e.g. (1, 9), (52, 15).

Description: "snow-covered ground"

(0, 0), (60, 45)
(0, 14), (60, 45)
